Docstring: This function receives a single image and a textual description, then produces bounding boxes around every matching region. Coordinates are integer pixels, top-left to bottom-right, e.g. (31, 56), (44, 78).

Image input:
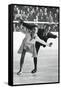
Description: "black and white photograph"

(11, 4), (59, 85)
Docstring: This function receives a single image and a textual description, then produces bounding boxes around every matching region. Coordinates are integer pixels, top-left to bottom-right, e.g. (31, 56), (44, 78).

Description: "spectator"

(13, 5), (59, 32)
(49, 11), (53, 22)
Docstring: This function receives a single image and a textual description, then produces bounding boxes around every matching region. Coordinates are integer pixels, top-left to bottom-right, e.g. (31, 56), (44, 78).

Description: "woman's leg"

(17, 49), (26, 75)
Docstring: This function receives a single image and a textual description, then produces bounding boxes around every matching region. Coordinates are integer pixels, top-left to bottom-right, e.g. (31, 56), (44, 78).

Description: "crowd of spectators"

(13, 5), (59, 32)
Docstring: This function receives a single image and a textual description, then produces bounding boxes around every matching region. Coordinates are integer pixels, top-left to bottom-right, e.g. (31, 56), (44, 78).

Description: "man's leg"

(31, 57), (37, 73)
(31, 42), (39, 73)
(17, 49), (26, 75)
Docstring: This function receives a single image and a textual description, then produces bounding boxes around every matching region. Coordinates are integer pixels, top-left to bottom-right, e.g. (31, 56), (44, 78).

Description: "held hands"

(41, 42), (53, 47)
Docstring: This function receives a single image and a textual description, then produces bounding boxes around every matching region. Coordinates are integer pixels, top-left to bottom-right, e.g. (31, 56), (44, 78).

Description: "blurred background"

(13, 5), (59, 32)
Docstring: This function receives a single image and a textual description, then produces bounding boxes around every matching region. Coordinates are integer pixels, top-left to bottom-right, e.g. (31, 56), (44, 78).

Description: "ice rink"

(13, 32), (58, 85)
